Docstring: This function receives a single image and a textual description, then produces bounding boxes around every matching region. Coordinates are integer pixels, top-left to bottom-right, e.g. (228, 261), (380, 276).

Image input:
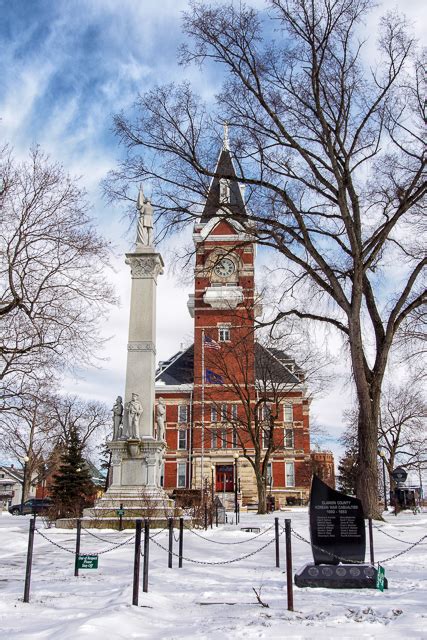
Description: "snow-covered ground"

(0, 508), (426, 639)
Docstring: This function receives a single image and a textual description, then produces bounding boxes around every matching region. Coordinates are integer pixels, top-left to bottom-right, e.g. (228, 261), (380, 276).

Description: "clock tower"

(187, 139), (258, 488)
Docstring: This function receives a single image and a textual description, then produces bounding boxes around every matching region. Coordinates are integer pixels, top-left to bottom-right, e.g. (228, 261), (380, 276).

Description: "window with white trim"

(178, 405), (188, 423)
(232, 427), (238, 448)
(285, 461), (295, 487)
(218, 326), (230, 342)
(263, 428), (271, 449)
(211, 429), (217, 449)
(231, 404), (238, 421)
(284, 404), (293, 423)
(259, 403), (271, 422)
(177, 462), (186, 488)
(284, 428), (294, 449)
(211, 405), (218, 422)
(220, 404), (227, 421)
(178, 429), (187, 450)
(266, 462), (273, 487)
(219, 428), (227, 448)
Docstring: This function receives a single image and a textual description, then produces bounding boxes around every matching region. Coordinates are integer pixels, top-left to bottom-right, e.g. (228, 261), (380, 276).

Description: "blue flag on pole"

(205, 369), (224, 385)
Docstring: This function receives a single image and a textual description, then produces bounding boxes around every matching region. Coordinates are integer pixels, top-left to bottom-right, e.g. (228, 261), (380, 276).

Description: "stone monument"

(294, 475), (388, 589)
(59, 187), (175, 528)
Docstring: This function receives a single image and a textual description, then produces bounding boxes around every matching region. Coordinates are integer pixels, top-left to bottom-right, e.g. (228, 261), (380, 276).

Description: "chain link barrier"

(184, 523), (275, 546)
(35, 527), (136, 555)
(373, 526), (427, 546)
(149, 528), (282, 565)
(82, 527), (135, 544)
(35, 528), (75, 554)
(290, 526), (427, 565)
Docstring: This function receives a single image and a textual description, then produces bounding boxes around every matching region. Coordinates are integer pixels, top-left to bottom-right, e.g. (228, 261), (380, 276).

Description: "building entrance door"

(216, 465), (234, 492)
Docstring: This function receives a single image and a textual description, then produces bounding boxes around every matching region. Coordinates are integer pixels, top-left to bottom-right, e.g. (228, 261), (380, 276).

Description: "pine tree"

(337, 449), (358, 496)
(50, 427), (95, 518)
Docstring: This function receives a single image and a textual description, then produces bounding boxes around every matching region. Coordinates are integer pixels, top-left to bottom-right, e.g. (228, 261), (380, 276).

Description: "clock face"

(214, 257), (236, 278)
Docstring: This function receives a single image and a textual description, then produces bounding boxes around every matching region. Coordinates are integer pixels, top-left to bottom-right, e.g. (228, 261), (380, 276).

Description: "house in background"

(0, 465), (36, 509)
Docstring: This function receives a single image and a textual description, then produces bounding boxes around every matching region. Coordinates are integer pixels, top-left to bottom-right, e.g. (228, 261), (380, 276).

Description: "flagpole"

(201, 328), (205, 503)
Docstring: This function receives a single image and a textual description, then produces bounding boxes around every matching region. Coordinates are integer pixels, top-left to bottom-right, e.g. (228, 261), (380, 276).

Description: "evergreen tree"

(337, 449), (358, 496)
(50, 427), (95, 517)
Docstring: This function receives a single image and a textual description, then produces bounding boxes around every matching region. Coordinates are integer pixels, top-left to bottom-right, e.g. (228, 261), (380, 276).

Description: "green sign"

(116, 509), (125, 516)
(77, 554), (99, 569)
(376, 564), (385, 591)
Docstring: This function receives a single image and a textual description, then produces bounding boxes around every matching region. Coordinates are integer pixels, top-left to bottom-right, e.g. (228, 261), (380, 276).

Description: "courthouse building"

(155, 141), (332, 508)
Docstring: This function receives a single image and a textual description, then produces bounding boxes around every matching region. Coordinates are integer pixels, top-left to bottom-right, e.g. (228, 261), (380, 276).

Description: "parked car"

(9, 498), (53, 515)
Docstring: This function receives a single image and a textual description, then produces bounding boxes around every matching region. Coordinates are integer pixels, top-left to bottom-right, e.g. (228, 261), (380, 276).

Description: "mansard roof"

(200, 148), (247, 223)
(155, 342), (301, 386)
(156, 344), (194, 385)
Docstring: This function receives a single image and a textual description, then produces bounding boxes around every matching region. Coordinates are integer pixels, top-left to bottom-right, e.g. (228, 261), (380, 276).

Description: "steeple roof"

(200, 147), (247, 223)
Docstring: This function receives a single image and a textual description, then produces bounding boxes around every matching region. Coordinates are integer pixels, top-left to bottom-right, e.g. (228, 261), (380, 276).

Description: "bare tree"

(0, 146), (117, 409)
(107, 1), (425, 517)
(341, 377), (426, 493)
(203, 329), (328, 513)
(48, 394), (111, 454)
(378, 380), (427, 490)
(0, 381), (57, 501)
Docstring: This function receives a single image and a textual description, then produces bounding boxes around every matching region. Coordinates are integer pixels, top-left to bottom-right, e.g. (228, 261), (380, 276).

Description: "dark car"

(9, 498), (53, 515)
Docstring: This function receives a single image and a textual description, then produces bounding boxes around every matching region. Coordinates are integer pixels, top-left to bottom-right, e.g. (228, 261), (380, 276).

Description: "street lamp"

(211, 465), (215, 503)
(233, 452), (239, 524)
(378, 449), (388, 511)
(20, 456), (30, 515)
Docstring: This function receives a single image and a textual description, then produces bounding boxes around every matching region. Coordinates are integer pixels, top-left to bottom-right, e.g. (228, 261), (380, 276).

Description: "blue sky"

(1, 0), (425, 463)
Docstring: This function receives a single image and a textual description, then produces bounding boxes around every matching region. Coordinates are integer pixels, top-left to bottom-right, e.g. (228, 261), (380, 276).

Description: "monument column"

(123, 189), (164, 439)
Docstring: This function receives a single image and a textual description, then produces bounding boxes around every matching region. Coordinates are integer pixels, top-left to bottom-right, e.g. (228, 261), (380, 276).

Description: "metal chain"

(82, 527), (134, 544)
(149, 530), (281, 565)
(291, 526), (427, 565)
(35, 528), (75, 553)
(376, 533), (427, 563)
(184, 524), (275, 545)
(35, 527), (135, 555)
(373, 526), (427, 546)
(290, 528), (369, 565)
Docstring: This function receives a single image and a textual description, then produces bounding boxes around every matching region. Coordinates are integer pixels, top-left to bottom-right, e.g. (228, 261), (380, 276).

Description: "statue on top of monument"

(126, 392), (143, 439)
(156, 397), (166, 442)
(136, 185), (154, 247)
(112, 395), (124, 440)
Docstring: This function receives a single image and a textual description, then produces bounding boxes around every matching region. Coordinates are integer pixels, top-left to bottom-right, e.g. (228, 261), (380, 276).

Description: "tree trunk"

(256, 476), (267, 514)
(356, 397), (383, 519)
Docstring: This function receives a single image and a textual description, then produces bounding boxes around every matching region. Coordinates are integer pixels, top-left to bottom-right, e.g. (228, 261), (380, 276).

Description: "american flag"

(204, 335), (220, 350)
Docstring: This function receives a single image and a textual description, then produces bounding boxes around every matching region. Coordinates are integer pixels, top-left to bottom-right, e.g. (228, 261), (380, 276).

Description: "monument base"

(56, 437), (182, 529)
(295, 563), (388, 589)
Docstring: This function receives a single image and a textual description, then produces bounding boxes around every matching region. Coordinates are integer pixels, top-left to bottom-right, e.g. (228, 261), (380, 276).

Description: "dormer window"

(219, 178), (230, 203)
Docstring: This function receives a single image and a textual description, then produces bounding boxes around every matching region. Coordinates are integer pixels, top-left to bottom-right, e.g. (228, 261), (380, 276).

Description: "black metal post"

(368, 518), (375, 565)
(178, 517), (184, 568)
(23, 518), (35, 603)
(74, 518), (81, 577)
(119, 502), (124, 531)
(20, 459), (28, 515)
(285, 519), (294, 612)
(234, 458), (238, 523)
(215, 503), (218, 527)
(143, 519), (149, 593)
(204, 503), (208, 530)
(382, 458), (388, 510)
(132, 519), (142, 606)
(237, 503), (240, 525)
(168, 517), (173, 568)
(275, 517), (280, 567)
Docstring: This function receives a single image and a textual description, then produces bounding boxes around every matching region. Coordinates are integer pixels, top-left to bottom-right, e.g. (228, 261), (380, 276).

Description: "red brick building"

(155, 144), (329, 508)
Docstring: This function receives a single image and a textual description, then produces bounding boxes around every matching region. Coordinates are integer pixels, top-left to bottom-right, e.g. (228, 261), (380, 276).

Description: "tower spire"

(222, 121), (230, 151)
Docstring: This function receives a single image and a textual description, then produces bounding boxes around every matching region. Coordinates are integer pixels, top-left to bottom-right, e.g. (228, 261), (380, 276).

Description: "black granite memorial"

(294, 475), (388, 589)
